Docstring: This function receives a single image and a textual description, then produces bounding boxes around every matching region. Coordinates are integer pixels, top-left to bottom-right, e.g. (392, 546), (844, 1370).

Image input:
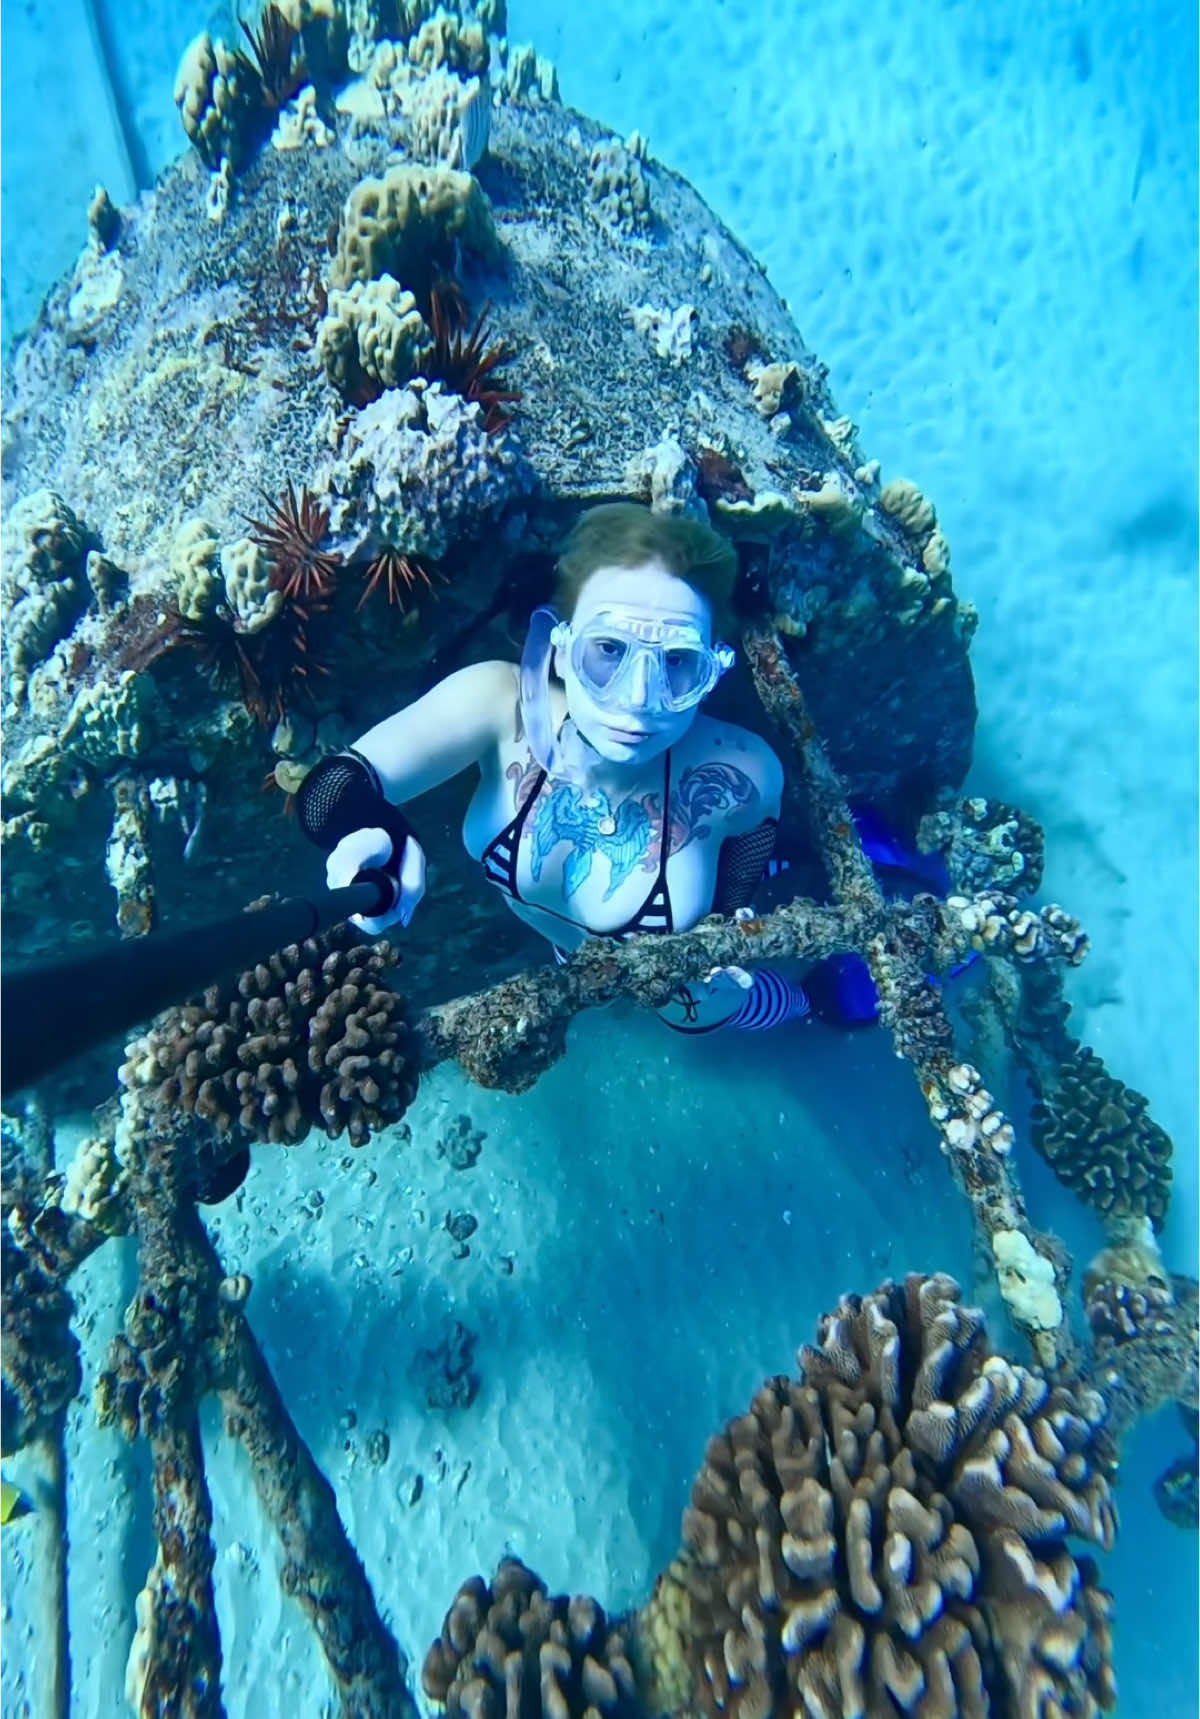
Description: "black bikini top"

(481, 750), (674, 937)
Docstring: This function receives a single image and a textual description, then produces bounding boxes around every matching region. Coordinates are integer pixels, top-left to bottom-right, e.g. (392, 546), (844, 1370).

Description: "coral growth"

(408, 68), (491, 169)
(119, 920), (420, 1148)
(320, 377), (530, 562)
(423, 1558), (641, 1719)
(918, 797), (1046, 898)
(587, 137), (652, 237)
(329, 162), (498, 297)
(1083, 1247), (1197, 1445)
(1, 1204), (83, 1455)
(642, 1274), (1116, 1719)
(1, 489), (92, 703)
(1032, 1046), (1172, 1232)
(173, 30), (261, 169)
(317, 273), (434, 402)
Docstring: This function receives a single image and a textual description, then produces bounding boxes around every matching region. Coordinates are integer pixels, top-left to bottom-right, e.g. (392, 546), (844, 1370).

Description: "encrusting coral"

(320, 377), (530, 562)
(640, 1272), (1117, 1719)
(118, 918), (419, 1150)
(422, 1558), (642, 1719)
(1, 1189), (84, 1456)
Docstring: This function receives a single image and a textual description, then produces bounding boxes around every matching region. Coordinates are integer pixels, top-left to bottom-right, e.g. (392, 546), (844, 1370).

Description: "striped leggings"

(667, 968), (811, 1035)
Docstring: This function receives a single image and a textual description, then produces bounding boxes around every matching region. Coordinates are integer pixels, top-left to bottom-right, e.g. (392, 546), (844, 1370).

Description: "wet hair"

(553, 502), (739, 639)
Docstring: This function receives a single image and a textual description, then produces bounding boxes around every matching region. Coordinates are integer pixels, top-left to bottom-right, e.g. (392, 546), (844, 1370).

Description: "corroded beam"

(742, 625), (1078, 1372)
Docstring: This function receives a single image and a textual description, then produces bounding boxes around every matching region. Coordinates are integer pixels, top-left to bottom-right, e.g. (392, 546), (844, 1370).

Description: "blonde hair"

(553, 503), (739, 638)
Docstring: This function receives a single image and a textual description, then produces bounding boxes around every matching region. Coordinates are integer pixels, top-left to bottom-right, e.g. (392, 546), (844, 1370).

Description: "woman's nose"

(627, 652), (652, 706)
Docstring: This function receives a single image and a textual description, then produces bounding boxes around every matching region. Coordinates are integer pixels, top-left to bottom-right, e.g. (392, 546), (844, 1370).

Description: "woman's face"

(559, 561), (712, 767)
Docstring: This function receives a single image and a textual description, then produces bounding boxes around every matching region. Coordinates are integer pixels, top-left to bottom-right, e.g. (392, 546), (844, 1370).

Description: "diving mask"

(519, 604), (735, 779)
(560, 608), (734, 714)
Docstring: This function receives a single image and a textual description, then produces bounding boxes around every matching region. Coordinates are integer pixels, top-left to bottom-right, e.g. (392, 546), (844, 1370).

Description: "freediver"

(296, 501), (813, 1033)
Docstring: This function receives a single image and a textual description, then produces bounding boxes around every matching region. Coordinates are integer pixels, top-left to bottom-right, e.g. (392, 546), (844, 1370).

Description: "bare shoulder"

(459, 658), (521, 743)
(684, 716), (784, 826)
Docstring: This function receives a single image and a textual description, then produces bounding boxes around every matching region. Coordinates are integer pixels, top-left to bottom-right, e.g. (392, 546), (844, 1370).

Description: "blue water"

(1, 0), (1196, 1715)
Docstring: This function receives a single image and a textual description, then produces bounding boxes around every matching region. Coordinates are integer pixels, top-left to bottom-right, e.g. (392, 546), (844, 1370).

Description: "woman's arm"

(295, 659), (517, 930)
(351, 659), (519, 802)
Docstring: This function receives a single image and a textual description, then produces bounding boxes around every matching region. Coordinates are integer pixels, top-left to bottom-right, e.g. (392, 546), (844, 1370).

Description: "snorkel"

(518, 605), (595, 781)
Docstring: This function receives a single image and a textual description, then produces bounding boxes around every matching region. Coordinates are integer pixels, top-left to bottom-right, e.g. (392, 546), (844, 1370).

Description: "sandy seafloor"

(2, 0), (1198, 1711)
(1, 1002), (1195, 1717)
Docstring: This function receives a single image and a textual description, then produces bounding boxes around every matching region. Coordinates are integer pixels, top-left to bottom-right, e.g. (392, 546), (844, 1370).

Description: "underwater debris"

(423, 1559), (641, 1719)
(96, 1111), (413, 1718)
(436, 1111), (485, 1169)
(413, 1317), (479, 1410)
(743, 626), (1078, 1366)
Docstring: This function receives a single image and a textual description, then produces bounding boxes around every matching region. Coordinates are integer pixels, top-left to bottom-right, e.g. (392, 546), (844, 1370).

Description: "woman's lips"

(603, 723), (652, 742)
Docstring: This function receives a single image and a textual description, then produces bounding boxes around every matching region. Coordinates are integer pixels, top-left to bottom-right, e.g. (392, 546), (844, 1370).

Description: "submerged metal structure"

(1, 2), (1194, 1715)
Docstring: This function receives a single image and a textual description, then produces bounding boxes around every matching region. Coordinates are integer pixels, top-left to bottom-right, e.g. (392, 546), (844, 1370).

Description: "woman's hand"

(326, 827), (427, 934)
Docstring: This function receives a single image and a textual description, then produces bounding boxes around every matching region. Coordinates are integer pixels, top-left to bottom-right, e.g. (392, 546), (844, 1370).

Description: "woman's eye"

(595, 639), (621, 657)
(665, 651), (687, 669)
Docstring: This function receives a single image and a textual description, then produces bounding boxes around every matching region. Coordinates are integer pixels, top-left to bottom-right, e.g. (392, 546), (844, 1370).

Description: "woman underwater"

(296, 502), (812, 1033)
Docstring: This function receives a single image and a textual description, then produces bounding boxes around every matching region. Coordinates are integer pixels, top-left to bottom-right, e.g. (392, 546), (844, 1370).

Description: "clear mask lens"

(571, 612), (727, 714)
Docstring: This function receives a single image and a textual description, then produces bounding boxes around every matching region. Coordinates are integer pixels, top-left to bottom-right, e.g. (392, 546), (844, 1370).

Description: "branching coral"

(640, 1273), (1116, 1719)
(1031, 1046), (1172, 1233)
(423, 1558), (642, 1719)
(119, 920), (420, 1151)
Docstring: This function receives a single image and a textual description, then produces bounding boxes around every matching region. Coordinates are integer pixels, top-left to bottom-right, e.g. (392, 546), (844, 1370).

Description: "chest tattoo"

(504, 756), (759, 905)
